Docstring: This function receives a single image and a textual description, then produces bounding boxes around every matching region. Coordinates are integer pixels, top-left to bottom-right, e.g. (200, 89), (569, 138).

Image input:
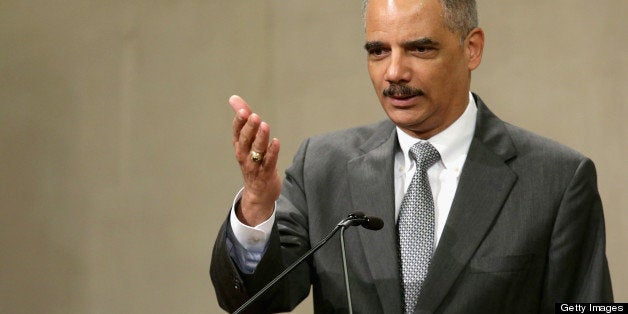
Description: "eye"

(412, 46), (432, 53)
(408, 45), (437, 58)
(369, 48), (385, 56)
(367, 48), (391, 61)
(364, 42), (390, 60)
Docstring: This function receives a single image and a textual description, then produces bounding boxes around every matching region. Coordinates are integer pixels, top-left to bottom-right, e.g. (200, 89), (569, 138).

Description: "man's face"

(365, 0), (482, 139)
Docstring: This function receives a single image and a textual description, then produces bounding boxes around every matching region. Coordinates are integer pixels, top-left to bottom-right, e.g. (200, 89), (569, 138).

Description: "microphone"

(232, 212), (384, 314)
(339, 211), (384, 230)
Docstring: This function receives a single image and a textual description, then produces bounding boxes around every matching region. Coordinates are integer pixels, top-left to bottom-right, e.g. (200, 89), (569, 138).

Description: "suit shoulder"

(285, 119), (394, 185)
(503, 122), (590, 166)
(474, 95), (591, 167)
(307, 119), (394, 152)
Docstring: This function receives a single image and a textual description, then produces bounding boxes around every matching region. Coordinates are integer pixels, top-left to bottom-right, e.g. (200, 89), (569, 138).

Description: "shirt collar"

(396, 92), (477, 170)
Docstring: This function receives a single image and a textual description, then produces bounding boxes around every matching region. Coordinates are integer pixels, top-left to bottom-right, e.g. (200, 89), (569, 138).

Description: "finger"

(229, 95), (252, 144)
(228, 95), (252, 115)
(236, 113), (261, 160)
(262, 137), (280, 170)
(232, 109), (249, 145)
(251, 121), (271, 156)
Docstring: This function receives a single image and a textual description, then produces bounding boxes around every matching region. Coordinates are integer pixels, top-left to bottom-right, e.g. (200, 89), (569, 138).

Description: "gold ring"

(250, 151), (263, 163)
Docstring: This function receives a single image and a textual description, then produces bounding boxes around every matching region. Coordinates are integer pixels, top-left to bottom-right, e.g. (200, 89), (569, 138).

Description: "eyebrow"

(402, 38), (441, 49)
(364, 41), (385, 51)
(364, 37), (441, 51)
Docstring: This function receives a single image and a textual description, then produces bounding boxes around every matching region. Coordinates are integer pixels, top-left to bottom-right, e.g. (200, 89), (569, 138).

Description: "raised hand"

(229, 95), (282, 226)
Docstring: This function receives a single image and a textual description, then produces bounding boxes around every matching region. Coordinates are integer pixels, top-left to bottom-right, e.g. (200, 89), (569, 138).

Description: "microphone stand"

(339, 226), (353, 314)
(233, 223), (343, 314)
(232, 212), (379, 314)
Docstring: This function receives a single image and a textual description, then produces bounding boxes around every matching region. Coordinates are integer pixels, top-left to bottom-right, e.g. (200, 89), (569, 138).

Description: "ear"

(465, 27), (484, 71)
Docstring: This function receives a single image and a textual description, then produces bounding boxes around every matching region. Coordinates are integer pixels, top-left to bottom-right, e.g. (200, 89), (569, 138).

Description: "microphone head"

(339, 212), (383, 230)
(347, 212), (365, 219)
(362, 216), (384, 230)
(341, 212), (366, 227)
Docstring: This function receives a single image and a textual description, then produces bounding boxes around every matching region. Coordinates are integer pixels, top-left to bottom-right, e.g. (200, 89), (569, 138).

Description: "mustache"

(382, 84), (424, 98)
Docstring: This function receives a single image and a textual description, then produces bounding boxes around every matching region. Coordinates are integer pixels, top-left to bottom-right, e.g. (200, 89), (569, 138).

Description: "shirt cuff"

(229, 187), (276, 252)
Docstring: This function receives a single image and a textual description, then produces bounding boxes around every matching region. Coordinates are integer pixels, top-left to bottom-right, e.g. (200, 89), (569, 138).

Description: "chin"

(386, 112), (423, 129)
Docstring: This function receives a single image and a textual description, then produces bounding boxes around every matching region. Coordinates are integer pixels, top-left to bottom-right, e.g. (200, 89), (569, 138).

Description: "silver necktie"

(398, 141), (441, 313)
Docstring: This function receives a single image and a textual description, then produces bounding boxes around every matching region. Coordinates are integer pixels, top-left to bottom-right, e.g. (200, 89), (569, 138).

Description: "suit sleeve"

(540, 158), (613, 310)
(210, 139), (314, 313)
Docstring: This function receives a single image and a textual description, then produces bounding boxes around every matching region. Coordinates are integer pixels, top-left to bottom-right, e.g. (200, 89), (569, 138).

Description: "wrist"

(236, 197), (274, 227)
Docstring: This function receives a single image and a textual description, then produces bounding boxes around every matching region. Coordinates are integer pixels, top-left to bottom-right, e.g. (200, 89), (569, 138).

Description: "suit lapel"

(347, 121), (404, 313)
(416, 97), (519, 312)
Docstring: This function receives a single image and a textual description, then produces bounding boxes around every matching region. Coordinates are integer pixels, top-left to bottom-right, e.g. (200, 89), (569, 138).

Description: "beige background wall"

(1, 1), (625, 313)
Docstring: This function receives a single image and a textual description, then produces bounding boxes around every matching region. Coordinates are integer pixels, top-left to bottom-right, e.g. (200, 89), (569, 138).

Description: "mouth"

(389, 94), (419, 100)
(387, 95), (420, 108)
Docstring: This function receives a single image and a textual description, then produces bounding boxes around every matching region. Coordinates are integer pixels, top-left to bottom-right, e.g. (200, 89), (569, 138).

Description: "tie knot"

(409, 141), (441, 169)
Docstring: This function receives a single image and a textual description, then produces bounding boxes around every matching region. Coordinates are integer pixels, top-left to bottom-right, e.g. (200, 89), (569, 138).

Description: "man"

(211, 0), (613, 313)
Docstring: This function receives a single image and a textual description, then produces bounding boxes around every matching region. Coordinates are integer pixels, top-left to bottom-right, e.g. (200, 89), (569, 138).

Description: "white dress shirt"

(227, 93), (477, 273)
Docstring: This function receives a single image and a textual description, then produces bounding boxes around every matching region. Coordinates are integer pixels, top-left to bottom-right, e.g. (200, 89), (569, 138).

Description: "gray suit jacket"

(210, 95), (612, 313)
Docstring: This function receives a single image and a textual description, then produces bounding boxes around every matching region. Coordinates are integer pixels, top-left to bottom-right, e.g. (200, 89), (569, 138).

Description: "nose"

(384, 51), (411, 84)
